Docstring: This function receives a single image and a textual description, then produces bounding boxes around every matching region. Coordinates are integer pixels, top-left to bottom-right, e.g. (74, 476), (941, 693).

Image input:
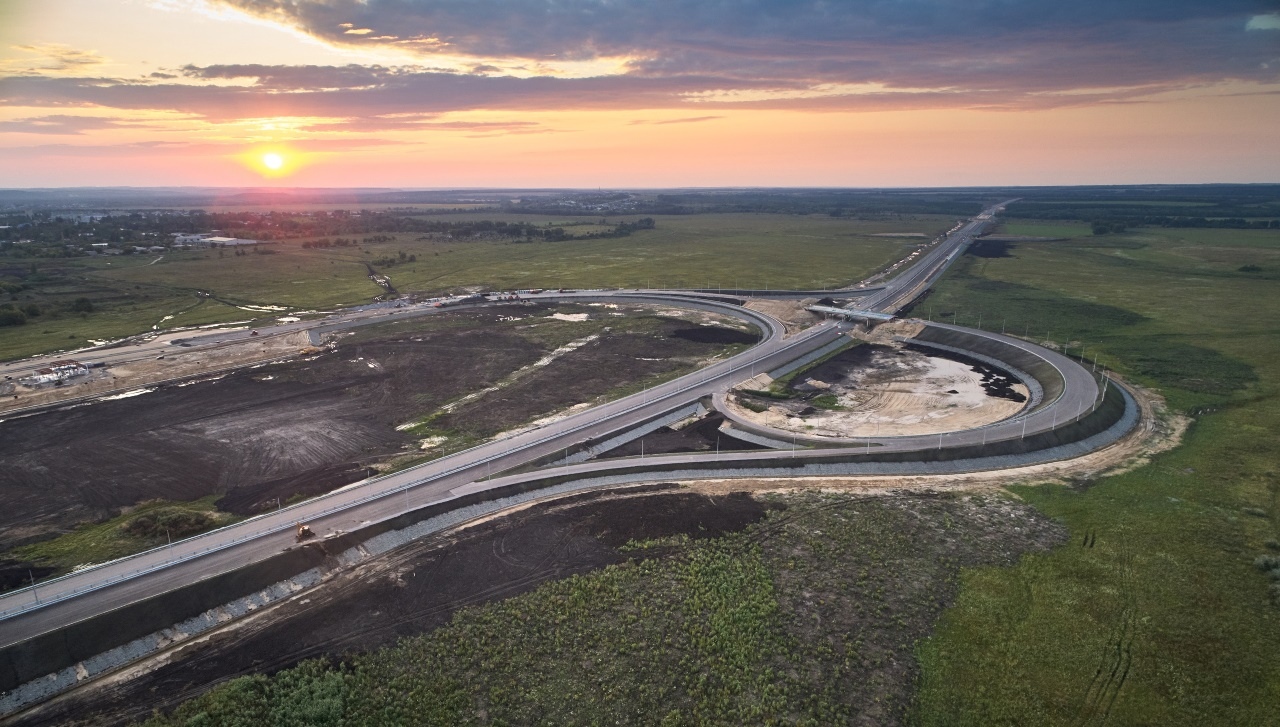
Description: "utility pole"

(29, 569), (38, 604)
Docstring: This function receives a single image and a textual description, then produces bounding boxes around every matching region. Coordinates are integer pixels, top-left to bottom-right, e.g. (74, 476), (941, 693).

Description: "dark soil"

(0, 308), (738, 551)
(0, 561), (56, 591)
(215, 463), (378, 516)
(0, 324), (538, 550)
(965, 238), (1015, 258)
(794, 342), (888, 389)
(792, 342), (1027, 404)
(17, 486), (778, 727)
(433, 322), (740, 438)
(598, 412), (768, 458)
(669, 326), (758, 345)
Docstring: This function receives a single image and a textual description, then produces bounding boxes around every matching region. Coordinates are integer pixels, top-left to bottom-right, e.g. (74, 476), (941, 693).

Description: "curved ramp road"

(0, 200), (1129, 662)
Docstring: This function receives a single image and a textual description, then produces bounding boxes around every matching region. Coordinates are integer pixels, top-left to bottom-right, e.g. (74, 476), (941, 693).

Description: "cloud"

(631, 116), (722, 125)
(0, 114), (142, 135)
(3, 0), (1278, 124)
(203, 0), (1280, 93)
(298, 114), (547, 134)
(0, 67), (791, 121)
(0, 136), (403, 159)
(2, 43), (106, 75)
(1246, 13), (1280, 30)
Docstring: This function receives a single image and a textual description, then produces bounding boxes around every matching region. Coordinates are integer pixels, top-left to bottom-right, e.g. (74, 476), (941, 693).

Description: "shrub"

(1253, 555), (1280, 572)
(69, 297), (94, 313)
(122, 508), (215, 539)
(0, 308), (26, 326)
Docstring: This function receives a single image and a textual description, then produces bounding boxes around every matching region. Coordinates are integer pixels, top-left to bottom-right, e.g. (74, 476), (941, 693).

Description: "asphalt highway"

(1, 199), (1109, 656)
(0, 297), (844, 644)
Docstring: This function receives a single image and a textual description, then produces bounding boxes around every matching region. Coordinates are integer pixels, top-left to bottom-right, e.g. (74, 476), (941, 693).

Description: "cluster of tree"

(1091, 221), (1128, 235)
(508, 191), (986, 217)
(516, 218), (657, 243)
(301, 238), (359, 248)
(371, 251), (418, 266)
(0, 301), (56, 326)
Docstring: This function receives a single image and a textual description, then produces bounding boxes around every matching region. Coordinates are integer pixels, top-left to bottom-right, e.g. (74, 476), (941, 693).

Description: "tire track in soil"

(1074, 533), (1136, 727)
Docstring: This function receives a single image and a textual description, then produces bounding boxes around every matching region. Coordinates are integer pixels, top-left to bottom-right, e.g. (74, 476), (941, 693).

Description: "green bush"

(0, 307), (26, 327)
(121, 508), (215, 539)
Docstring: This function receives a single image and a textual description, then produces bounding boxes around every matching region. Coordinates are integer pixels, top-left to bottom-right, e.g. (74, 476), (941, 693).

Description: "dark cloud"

(0, 69), (789, 121)
(206, 0), (1280, 91)
(2, 1), (1276, 124)
(210, 1), (1273, 57)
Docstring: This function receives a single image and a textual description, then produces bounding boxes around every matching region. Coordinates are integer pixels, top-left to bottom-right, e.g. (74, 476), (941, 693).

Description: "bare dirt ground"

(0, 305), (750, 552)
(8, 378), (1176, 726)
(727, 343), (1028, 438)
(690, 376), (1183, 497)
(0, 331), (317, 414)
(744, 297), (820, 334)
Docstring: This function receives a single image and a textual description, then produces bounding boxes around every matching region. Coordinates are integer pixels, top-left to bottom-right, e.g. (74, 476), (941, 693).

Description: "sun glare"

(262, 152), (284, 170)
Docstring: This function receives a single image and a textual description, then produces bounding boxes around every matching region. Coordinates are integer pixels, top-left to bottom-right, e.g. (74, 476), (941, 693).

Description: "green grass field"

(13, 497), (236, 575)
(910, 224), (1280, 723)
(0, 213), (939, 361)
(137, 221), (1280, 726)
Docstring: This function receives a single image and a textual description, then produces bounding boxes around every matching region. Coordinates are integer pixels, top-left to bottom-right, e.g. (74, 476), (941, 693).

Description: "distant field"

(0, 213), (940, 360)
(143, 203), (496, 213)
(996, 221), (1092, 238)
(912, 224), (1280, 723)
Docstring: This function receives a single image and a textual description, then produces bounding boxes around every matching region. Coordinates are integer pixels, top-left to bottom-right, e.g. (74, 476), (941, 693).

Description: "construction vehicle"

(295, 523), (315, 542)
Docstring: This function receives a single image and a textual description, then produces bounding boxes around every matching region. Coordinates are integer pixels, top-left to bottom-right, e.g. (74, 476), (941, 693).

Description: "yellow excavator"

(295, 523), (315, 542)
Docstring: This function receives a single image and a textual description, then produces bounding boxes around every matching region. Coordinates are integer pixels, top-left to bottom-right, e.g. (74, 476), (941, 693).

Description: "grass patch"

(139, 492), (1062, 726)
(8, 496), (236, 576)
(912, 223), (1280, 724)
(2, 213), (926, 360)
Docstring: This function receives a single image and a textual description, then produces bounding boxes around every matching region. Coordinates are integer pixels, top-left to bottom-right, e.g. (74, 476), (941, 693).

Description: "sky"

(0, 0), (1277, 188)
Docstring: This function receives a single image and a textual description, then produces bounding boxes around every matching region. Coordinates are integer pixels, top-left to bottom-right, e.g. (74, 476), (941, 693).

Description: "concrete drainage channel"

(0, 377), (1139, 719)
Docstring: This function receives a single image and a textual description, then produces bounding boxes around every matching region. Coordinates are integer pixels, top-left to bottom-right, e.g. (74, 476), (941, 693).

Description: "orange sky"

(1, 0), (1277, 187)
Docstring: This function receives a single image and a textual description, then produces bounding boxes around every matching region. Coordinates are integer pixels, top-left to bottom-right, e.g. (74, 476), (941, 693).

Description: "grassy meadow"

(134, 220), (1280, 725)
(0, 213), (939, 360)
(911, 222), (1280, 723)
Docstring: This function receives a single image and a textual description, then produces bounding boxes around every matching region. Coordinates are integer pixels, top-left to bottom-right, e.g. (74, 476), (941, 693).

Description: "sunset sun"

(262, 152), (284, 170)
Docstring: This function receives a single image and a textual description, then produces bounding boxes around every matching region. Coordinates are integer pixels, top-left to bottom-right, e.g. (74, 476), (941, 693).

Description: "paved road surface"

(2, 200), (1100, 653)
